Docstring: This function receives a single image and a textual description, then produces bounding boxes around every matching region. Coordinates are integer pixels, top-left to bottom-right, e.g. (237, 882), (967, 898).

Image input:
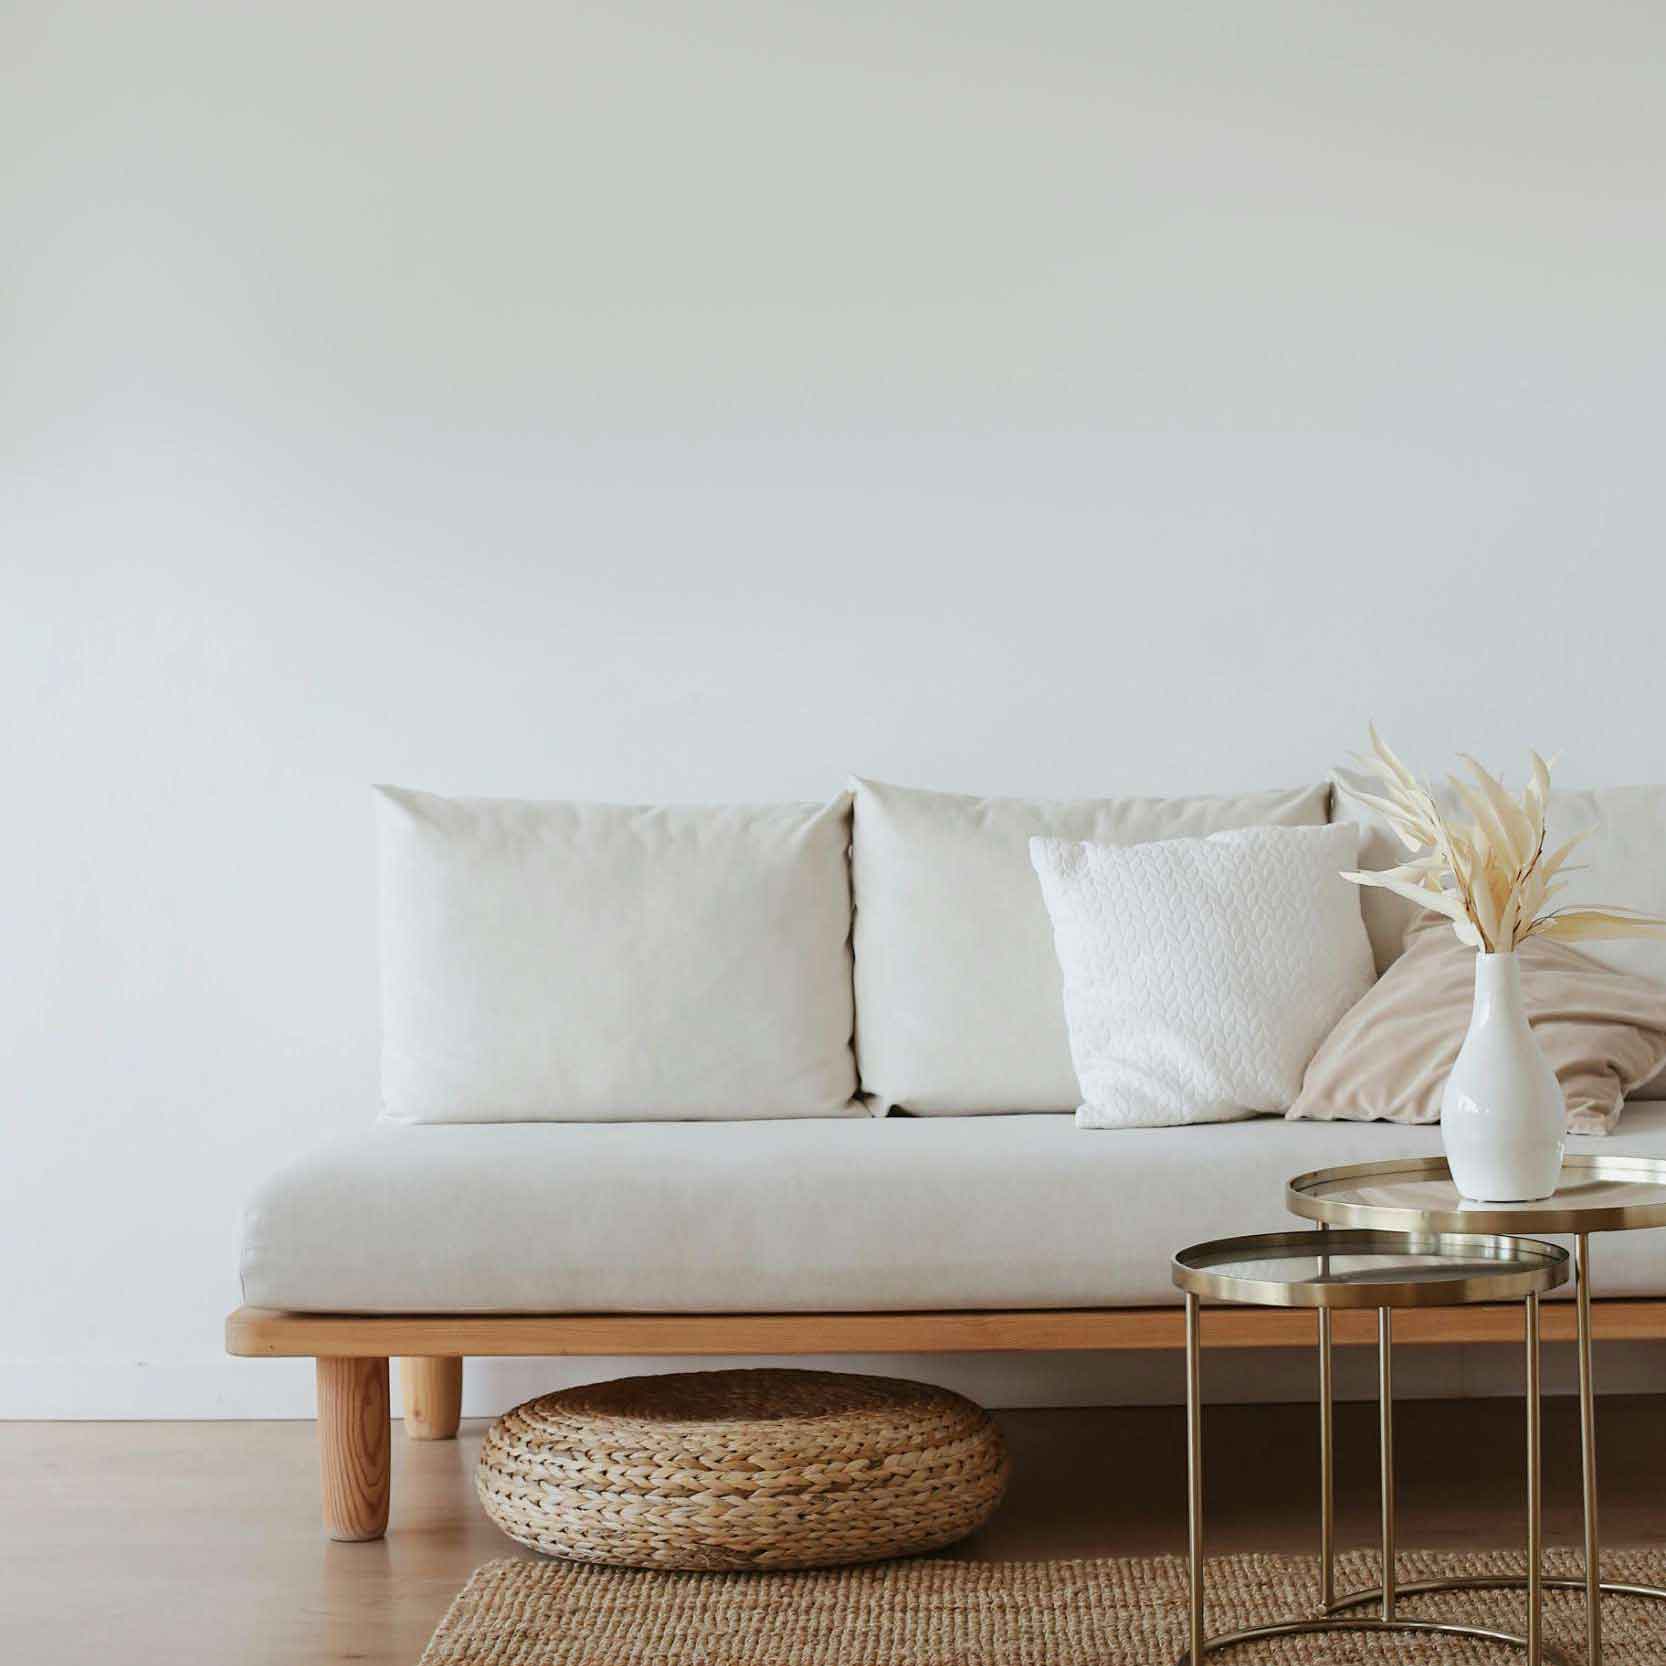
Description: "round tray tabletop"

(1172, 1228), (1569, 1309)
(1286, 1153), (1666, 1236)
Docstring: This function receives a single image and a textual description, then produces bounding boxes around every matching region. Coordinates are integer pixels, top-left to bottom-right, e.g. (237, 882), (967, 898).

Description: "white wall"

(4, 0), (1665, 1418)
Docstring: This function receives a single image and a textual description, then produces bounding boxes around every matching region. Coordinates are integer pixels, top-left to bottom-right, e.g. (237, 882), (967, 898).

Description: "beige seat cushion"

(1291, 916), (1666, 1135)
(240, 1106), (1666, 1314)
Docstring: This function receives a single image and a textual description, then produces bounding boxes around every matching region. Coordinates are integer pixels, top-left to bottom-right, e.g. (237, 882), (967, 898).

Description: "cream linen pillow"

(377, 787), (861, 1123)
(1031, 823), (1374, 1129)
(851, 777), (1330, 1114)
(1290, 915), (1666, 1135)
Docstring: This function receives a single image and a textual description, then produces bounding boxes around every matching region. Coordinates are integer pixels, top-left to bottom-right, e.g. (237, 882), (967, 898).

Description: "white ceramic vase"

(1441, 951), (1566, 1202)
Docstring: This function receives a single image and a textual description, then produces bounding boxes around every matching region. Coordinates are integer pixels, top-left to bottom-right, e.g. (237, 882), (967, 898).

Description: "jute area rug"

(418, 1546), (1666, 1664)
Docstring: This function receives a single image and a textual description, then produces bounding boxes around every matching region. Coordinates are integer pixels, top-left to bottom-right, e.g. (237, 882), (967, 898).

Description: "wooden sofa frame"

(226, 1299), (1666, 1540)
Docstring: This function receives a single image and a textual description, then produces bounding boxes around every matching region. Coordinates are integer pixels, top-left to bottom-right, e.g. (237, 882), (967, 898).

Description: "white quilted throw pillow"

(1030, 823), (1374, 1128)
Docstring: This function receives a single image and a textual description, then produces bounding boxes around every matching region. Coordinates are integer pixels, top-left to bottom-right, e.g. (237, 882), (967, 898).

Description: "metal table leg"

(1174, 1289), (1563, 1665)
(1380, 1306), (1396, 1622)
(1186, 1290), (1204, 1666)
(1329, 1234), (1666, 1665)
(1528, 1290), (1544, 1666)
(1318, 1305), (1334, 1613)
(1577, 1233), (1601, 1666)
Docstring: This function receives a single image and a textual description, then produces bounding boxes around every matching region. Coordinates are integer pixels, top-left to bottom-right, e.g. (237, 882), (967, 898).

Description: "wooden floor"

(4, 1398), (1664, 1665)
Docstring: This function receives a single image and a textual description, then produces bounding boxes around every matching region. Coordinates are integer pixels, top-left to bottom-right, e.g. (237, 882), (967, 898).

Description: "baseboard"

(0, 1358), (323, 1419)
(4, 1341), (1663, 1419)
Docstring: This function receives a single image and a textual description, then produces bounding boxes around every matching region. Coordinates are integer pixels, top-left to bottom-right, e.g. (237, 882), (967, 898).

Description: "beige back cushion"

(377, 787), (860, 1123)
(851, 778), (1330, 1114)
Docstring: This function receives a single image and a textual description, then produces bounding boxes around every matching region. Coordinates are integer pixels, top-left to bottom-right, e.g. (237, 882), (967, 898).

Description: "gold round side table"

(1288, 1153), (1666, 1666)
(1173, 1228), (1570, 1666)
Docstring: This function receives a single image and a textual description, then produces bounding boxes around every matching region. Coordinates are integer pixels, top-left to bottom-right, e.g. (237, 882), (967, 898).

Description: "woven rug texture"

(417, 1545), (1665, 1664)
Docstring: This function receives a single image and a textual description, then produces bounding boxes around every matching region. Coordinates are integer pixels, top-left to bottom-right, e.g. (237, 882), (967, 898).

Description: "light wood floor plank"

(3, 1401), (1663, 1664)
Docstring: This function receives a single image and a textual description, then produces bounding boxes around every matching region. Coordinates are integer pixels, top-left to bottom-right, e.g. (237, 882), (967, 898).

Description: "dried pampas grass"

(1340, 727), (1666, 955)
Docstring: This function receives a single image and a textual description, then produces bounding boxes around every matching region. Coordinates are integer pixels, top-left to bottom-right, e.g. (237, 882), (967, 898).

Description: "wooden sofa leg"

(316, 1357), (391, 1541)
(400, 1356), (463, 1441)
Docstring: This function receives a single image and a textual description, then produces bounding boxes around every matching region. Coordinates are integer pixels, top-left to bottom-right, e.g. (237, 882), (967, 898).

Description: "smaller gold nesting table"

(1172, 1229), (1570, 1666)
(1287, 1154), (1666, 1666)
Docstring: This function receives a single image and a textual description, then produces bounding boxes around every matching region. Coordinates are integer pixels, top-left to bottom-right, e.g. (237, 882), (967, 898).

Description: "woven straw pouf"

(475, 1367), (1010, 1570)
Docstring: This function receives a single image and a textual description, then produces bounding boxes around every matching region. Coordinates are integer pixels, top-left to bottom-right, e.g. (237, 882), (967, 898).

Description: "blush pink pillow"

(1291, 915), (1666, 1135)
